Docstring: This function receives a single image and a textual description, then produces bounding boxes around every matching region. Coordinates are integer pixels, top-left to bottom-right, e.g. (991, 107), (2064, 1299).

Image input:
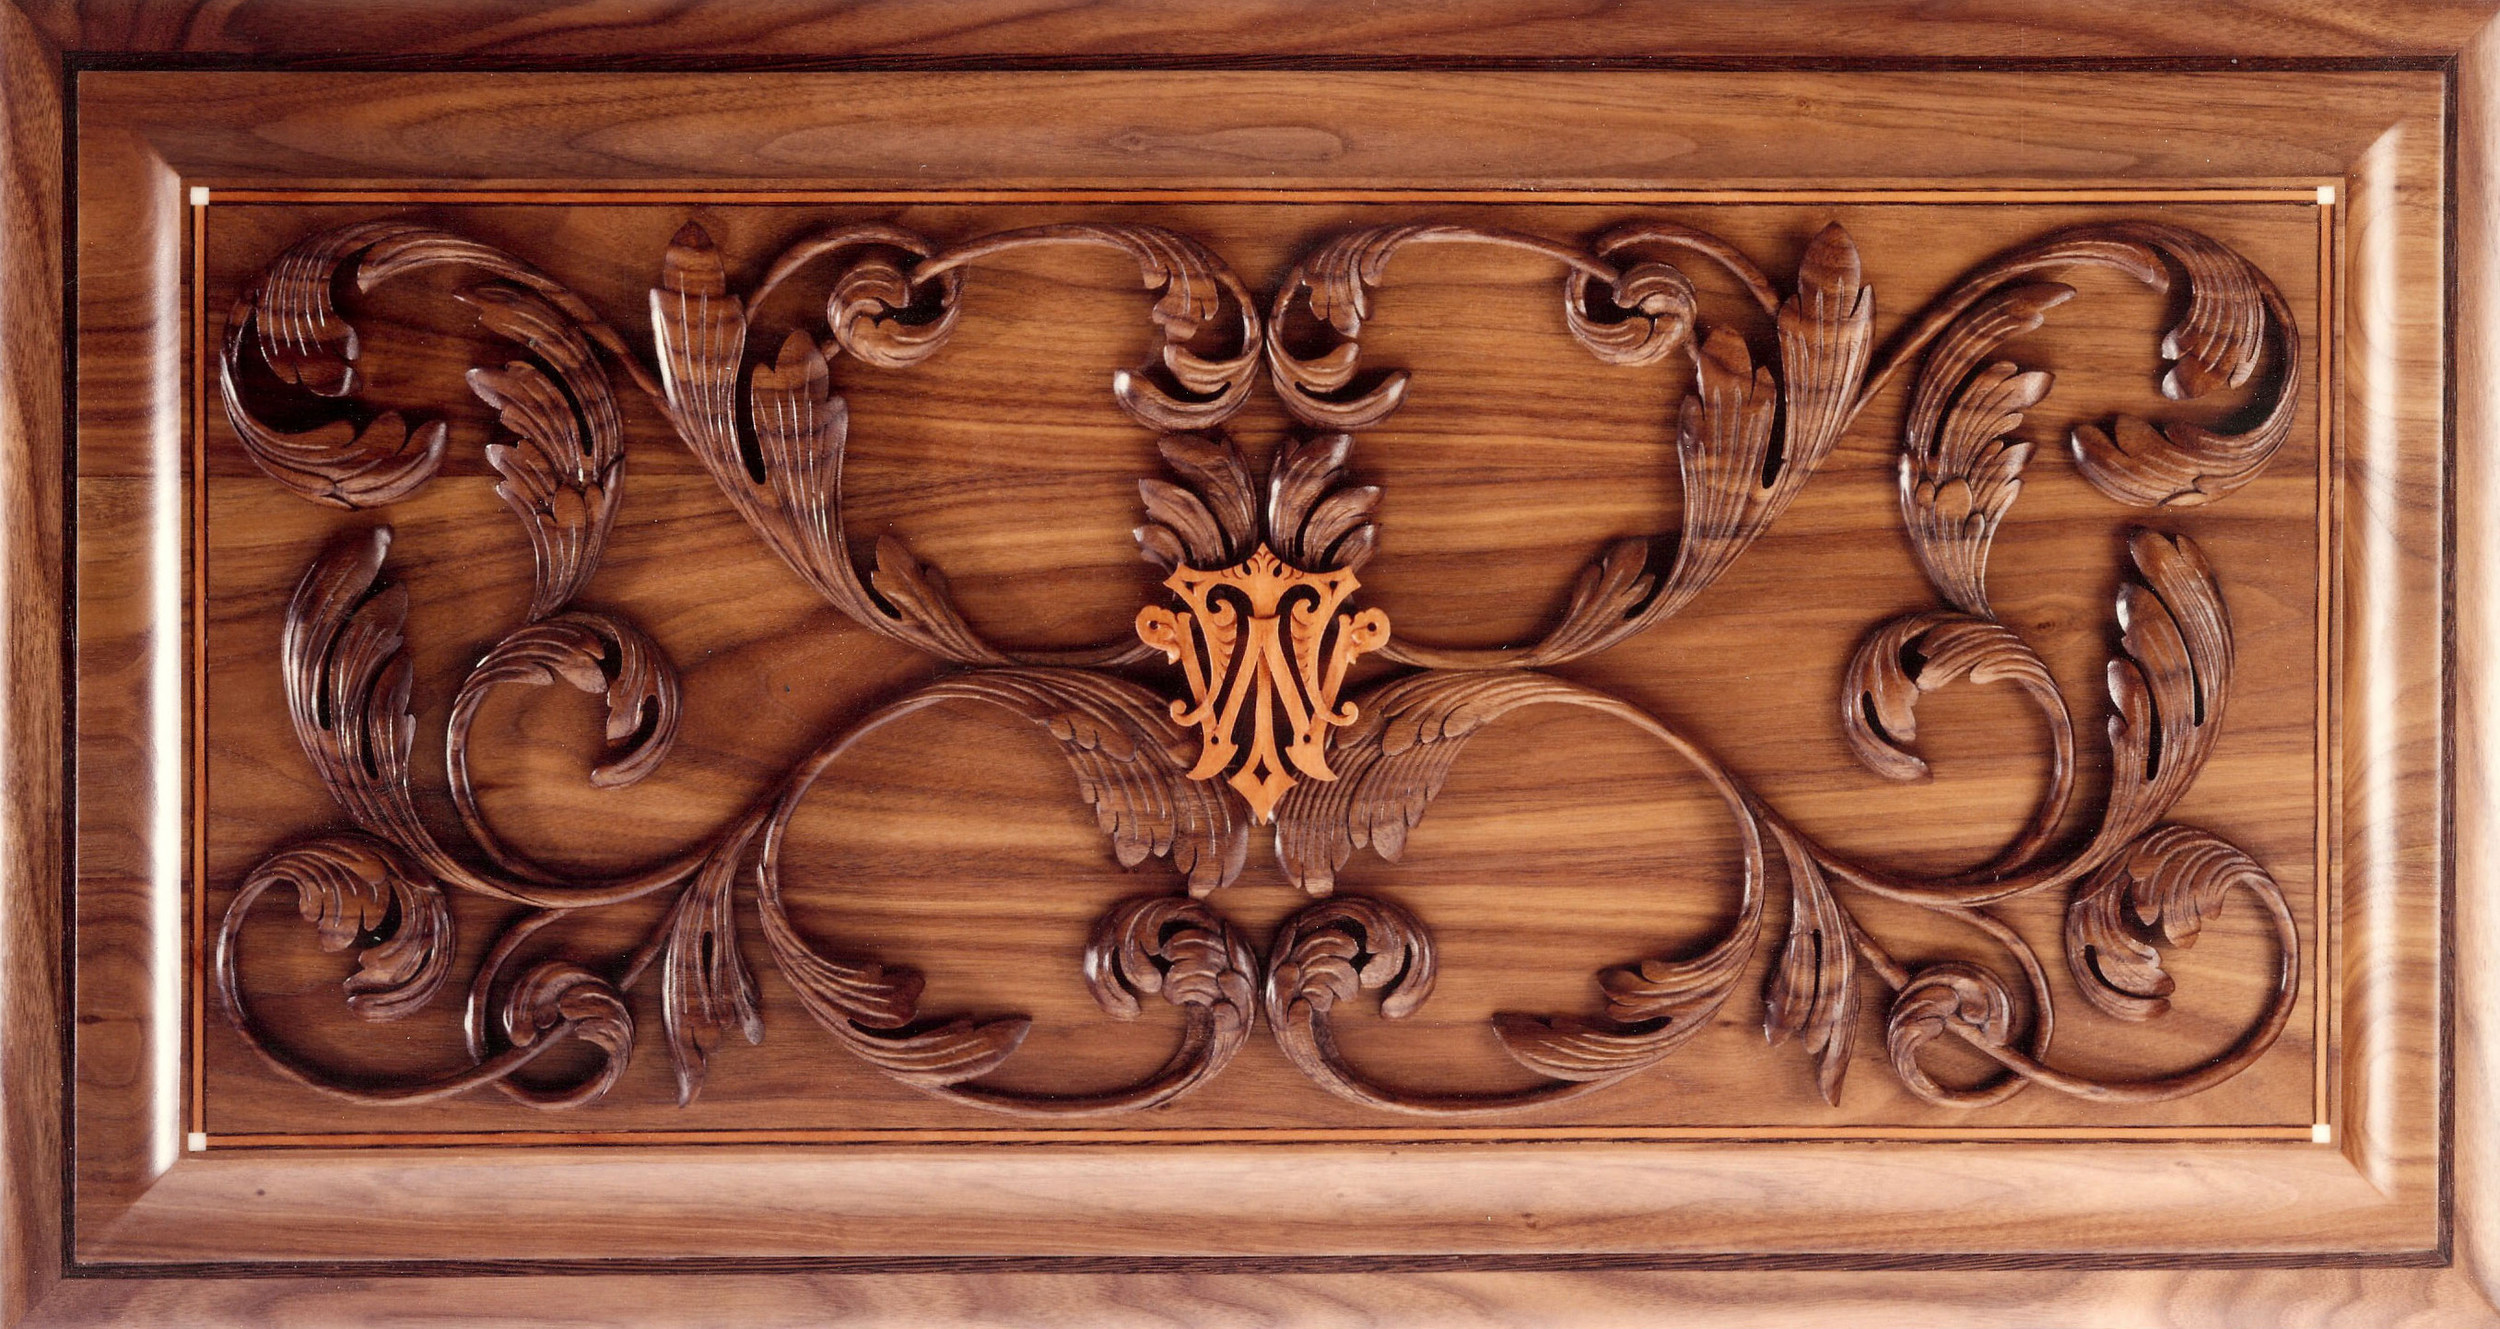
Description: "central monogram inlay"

(1132, 436), (1392, 823)
(211, 210), (2309, 1121)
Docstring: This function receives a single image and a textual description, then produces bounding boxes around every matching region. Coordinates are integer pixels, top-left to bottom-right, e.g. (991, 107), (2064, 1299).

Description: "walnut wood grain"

(20, 0), (2498, 61)
(15, 25), (2481, 1329)
(0, 3), (64, 1324)
(156, 191), (2370, 1235)
(200, 206), (2312, 1123)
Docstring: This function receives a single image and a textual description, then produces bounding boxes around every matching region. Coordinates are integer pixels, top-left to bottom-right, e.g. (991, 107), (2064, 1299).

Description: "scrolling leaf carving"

(215, 208), (2308, 1120)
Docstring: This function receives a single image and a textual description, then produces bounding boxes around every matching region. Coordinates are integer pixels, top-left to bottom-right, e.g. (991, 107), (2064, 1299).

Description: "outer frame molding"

(0, 3), (2489, 1326)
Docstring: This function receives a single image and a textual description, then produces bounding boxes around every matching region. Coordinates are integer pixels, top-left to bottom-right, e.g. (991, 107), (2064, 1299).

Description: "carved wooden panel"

(195, 195), (2329, 1142)
(25, 31), (2482, 1324)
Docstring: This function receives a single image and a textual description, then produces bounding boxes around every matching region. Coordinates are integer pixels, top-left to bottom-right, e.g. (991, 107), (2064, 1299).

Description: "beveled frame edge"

(74, 63), (2446, 1263)
(68, 67), (2450, 1259)
(0, 15), (2485, 1329)
(52, 56), (2460, 1273)
(65, 65), (2454, 1243)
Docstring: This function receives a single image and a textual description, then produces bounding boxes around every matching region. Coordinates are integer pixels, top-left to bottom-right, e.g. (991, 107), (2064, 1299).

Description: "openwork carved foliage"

(216, 207), (2306, 1116)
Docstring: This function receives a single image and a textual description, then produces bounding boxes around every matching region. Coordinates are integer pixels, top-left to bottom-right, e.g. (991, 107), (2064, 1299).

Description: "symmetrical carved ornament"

(214, 209), (2305, 1116)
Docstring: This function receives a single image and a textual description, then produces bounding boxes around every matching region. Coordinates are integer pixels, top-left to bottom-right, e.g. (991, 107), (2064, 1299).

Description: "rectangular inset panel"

(195, 191), (2330, 1146)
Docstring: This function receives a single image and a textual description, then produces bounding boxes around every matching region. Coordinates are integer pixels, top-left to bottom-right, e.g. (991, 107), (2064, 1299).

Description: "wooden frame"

(2, 3), (2495, 1324)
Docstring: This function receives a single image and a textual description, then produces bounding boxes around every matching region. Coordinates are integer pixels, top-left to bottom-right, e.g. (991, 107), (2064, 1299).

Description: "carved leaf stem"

(214, 832), (634, 1108)
(654, 219), (1268, 668)
(1272, 671), (1769, 1112)
(1361, 224), (1870, 670)
(751, 671), (1257, 1112)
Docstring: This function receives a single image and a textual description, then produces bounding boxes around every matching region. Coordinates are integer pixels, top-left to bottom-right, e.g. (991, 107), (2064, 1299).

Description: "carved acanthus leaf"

(1841, 611), (2066, 783)
(1266, 432), (1381, 573)
(453, 611), (682, 793)
(754, 837), (1031, 1088)
(1762, 825), (1859, 1105)
(1898, 282), (2070, 614)
(1272, 670), (1564, 895)
(280, 527), (431, 852)
(1264, 223), (1443, 429)
(1494, 803), (1766, 1084)
(236, 832), (454, 1023)
(659, 841), (766, 1105)
(659, 229), (1146, 668)
(2095, 529), (2236, 855)
(1656, 327), (1784, 612)
(1654, 224), (1872, 621)
(2066, 225), (2299, 508)
(1041, 894), (1259, 1109)
(222, 220), (649, 511)
(908, 223), (1261, 431)
(1136, 433), (1259, 570)
(217, 223), (450, 507)
(218, 212), (2308, 1120)
(1884, 222), (2296, 512)
(2066, 823), (2281, 1022)
(1087, 895), (1257, 1029)
(499, 960), (638, 1109)
(746, 329), (1016, 664)
(460, 283), (626, 621)
(1494, 910), (1759, 1083)
(1261, 895), (1441, 1107)
(921, 670), (1249, 895)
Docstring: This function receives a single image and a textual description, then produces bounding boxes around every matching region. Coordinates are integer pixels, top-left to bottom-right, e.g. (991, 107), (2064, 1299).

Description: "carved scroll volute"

(222, 221), (656, 512)
(1887, 221), (2302, 560)
(1883, 961), (2020, 1105)
(220, 223), (452, 507)
(1262, 895), (1443, 1109)
(1353, 223), (1870, 671)
(749, 671), (1254, 1113)
(916, 224), (1264, 432)
(496, 960), (639, 1110)
(654, 222), (1182, 669)
(1265, 223), (1699, 431)
(1840, 611), (2078, 878)
(1265, 672), (1769, 1112)
(2066, 824), (2292, 1023)
(219, 831), (640, 1109)
(2064, 225), (2301, 508)
(219, 833), (454, 1027)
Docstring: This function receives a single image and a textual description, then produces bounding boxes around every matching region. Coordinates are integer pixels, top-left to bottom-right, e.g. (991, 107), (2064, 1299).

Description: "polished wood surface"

(17, 0), (2500, 61)
(194, 197), (2328, 1138)
(0, 4), (65, 1327)
(2, 7), (2486, 1326)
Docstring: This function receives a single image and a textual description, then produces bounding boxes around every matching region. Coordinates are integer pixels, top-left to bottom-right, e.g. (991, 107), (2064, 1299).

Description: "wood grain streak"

(0, 5), (65, 1325)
